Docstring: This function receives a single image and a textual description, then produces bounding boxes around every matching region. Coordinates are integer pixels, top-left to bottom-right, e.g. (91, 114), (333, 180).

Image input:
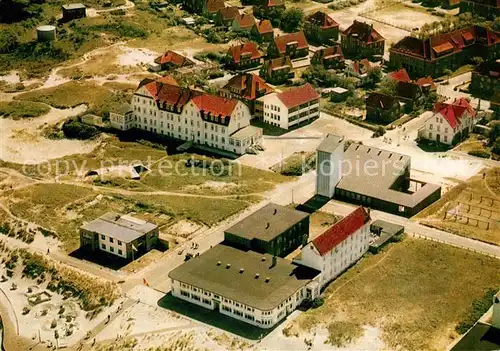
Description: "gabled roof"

(154, 50), (194, 67)
(206, 0), (225, 13)
(233, 13), (255, 29)
(395, 81), (421, 99)
(366, 92), (399, 110)
(312, 45), (344, 61)
(312, 207), (370, 256)
(137, 78), (200, 108)
(415, 76), (436, 89)
(273, 31), (309, 54)
(276, 83), (319, 109)
(261, 56), (293, 75)
(222, 73), (274, 100)
(342, 20), (384, 43)
(228, 42), (263, 63)
(350, 59), (372, 75)
(254, 19), (273, 34)
(191, 94), (239, 118)
(306, 11), (339, 29)
(258, 0), (284, 8)
(388, 68), (412, 83)
(433, 98), (476, 128)
(218, 6), (239, 21)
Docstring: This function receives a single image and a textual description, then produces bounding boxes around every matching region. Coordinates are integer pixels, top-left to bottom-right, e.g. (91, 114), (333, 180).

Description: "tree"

(0, 0), (43, 23)
(443, 68), (453, 82)
(379, 77), (398, 95)
(423, 91), (438, 110)
(493, 16), (500, 32)
(367, 67), (382, 84)
(489, 124), (500, 146)
(0, 29), (19, 54)
(280, 8), (304, 33)
(471, 56), (484, 65)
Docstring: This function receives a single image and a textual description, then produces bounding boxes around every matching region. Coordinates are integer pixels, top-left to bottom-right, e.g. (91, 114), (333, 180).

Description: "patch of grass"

(0, 100), (50, 119)
(294, 238), (500, 350)
(271, 152), (315, 176)
(326, 321), (364, 347)
(456, 289), (497, 334)
(15, 81), (131, 116)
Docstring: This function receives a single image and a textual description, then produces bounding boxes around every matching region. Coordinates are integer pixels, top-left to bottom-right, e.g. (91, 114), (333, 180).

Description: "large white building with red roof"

(256, 84), (320, 130)
(294, 207), (371, 287)
(132, 78), (262, 155)
(419, 98), (478, 145)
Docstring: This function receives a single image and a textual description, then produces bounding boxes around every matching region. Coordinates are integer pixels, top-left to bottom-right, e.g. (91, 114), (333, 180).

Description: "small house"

(61, 3), (86, 21)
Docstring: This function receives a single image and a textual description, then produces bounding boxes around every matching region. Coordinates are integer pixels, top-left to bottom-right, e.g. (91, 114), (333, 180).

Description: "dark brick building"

(341, 20), (385, 59)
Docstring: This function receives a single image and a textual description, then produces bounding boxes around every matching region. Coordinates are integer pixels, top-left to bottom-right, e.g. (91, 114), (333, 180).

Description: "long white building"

(294, 207), (371, 288)
(132, 78), (262, 155)
(169, 244), (321, 329)
(256, 83), (320, 130)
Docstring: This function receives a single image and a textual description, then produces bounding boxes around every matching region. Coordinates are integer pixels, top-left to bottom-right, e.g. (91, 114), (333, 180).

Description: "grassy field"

(15, 81), (132, 115)
(3, 182), (260, 251)
(0, 101), (50, 119)
(415, 168), (500, 246)
(291, 238), (500, 350)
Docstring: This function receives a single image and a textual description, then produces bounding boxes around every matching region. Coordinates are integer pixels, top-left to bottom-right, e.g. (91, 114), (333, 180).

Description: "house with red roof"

(294, 207), (371, 287)
(227, 42), (264, 70)
(259, 56), (294, 85)
(251, 19), (274, 42)
(256, 83), (320, 129)
(419, 98), (477, 145)
(341, 20), (385, 59)
(311, 44), (344, 69)
(182, 0), (224, 16)
(232, 13), (255, 32)
(388, 68), (412, 83)
(389, 25), (500, 78)
(268, 31), (309, 60)
(152, 51), (195, 71)
(220, 73), (274, 114)
(132, 78), (262, 155)
(304, 11), (340, 44)
(215, 6), (240, 26)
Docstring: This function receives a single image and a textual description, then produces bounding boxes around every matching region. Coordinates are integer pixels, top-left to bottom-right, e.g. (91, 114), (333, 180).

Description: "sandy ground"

(0, 105), (99, 164)
(164, 220), (206, 238)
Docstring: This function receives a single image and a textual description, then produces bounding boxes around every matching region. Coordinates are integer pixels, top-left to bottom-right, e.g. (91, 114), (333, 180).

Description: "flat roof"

(451, 323), (500, 351)
(81, 212), (157, 243)
(335, 143), (440, 208)
(370, 220), (404, 235)
(317, 134), (344, 153)
(169, 244), (320, 310)
(225, 203), (309, 242)
(62, 3), (86, 9)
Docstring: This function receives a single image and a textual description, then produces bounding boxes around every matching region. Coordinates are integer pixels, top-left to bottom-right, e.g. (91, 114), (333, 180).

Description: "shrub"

(312, 297), (324, 308)
(280, 8), (304, 32)
(467, 150), (490, 158)
(62, 119), (100, 140)
(456, 289), (497, 334)
(372, 126), (386, 138)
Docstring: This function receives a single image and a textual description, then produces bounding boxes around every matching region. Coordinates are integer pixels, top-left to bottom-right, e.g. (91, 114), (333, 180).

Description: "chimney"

(265, 222), (270, 229)
(226, 263), (231, 269)
(273, 208), (277, 215)
(255, 273), (260, 279)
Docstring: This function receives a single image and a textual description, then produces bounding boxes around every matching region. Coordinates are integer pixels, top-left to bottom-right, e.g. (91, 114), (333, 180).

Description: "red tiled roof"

(223, 73), (274, 100)
(306, 11), (339, 29)
(276, 83), (319, 109)
(415, 76), (436, 89)
(228, 42), (263, 63)
(191, 95), (239, 117)
(351, 59), (372, 75)
(312, 45), (344, 61)
(254, 19), (273, 34)
(433, 98), (476, 128)
(274, 31), (309, 54)
(342, 20), (384, 43)
(234, 13), (255, 29)
(218, 6), (239, 20)
(206, 0), (225, 13)
(140, 79), (200, 107)
(312, 207), (370, 256)
(388, 68), (411, 83)
(158, 75), (179, 86)
(260, 0), (284, 7)
(262, 56), (293, 75)
(154, 50), (194, 67)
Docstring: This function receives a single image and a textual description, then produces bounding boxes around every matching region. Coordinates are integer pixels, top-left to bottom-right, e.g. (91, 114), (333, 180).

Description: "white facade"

(97, 233), (127, 259)
(493, 291), (500, 329)
(171, 278), (320, 329)
(316, 136), (345, 198)
(420, 110), (476, 145)
(257, 94), (320, 130)
(132, 87), (261, 155)
(294, 222), (371, 288)
(110, 111), (135, 131)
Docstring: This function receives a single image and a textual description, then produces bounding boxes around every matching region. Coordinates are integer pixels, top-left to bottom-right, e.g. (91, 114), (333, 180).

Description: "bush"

(0, 101), (50, 119)
(0, 29), (19, 53)
(372, 126), (386, 138)
(456, 289), (497, 334)
(62, 118), (100, 140)
(467, 150), (490, 158)
(280, 8), (304, 32)
(312, 297), (324, 308)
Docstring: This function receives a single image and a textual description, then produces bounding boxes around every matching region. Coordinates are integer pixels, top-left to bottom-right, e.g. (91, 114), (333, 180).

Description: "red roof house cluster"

(253, 19), (273, 35)
(154, 51), (195, 69)
(223, 73), (274, 100)
(228, 42), (263, 63)
(433, 98), (476, 128)
(276, 83), (320, 109)
(306, 11), (339, 30)
(273, 31), (309, 54)
(233, 13), (255, 30)
(139, 78), (201, 108)
(342, 20), (384, 43)
(192, 95), (239, 119)
(312, 207), (370, 256)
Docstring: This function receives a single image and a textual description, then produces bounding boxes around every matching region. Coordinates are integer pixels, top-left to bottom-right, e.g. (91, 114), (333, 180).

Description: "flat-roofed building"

(169, 244), (321, 328)
(79, 212), (159, 261)
(61, 3), (86, 21)
(224, 203), (310, 257)
(294, 207), (371, 288)
(315, 134), (441, 217)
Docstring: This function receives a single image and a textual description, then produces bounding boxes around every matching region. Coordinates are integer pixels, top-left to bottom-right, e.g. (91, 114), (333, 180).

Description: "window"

(118, 240), (122, 245)
(101, 235), (105, 240)
(110, 247), (114, 252)
(109, 238), (114, 243)
(101, 244), (106, 250)
(118, 249), (123, 255)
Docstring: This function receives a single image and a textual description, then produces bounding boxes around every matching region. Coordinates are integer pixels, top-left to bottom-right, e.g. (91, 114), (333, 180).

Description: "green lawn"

(0, 101), (50, 119)
(291, 238), (500, 350)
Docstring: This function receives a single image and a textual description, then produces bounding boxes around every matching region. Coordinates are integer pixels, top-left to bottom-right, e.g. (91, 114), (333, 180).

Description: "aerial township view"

(0, 0), (500, 350)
